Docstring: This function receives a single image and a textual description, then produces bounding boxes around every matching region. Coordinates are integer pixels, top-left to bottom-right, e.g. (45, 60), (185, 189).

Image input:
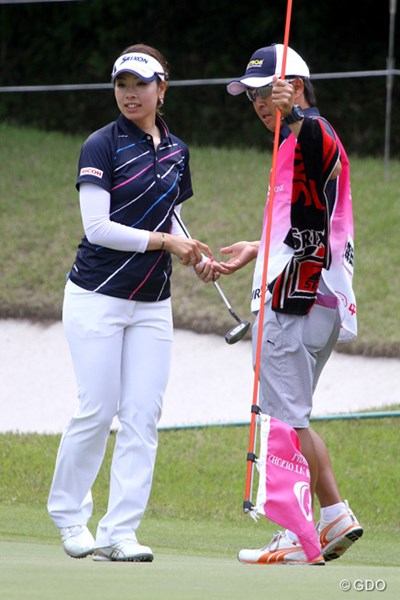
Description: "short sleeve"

(76, 127), (114, 192)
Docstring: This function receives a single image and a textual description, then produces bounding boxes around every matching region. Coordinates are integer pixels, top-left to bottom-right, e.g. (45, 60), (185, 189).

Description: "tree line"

(0, 0), (398, 157)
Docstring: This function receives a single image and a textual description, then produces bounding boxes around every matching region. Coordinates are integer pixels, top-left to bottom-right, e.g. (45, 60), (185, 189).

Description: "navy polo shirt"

(69, 114), (193, 302)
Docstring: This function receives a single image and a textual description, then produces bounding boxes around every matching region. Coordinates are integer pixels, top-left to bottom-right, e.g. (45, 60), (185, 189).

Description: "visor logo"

(120, 55), (149, 64)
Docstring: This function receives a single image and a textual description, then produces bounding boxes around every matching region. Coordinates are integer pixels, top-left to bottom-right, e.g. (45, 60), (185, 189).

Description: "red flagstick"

(244, 0), (294, 514)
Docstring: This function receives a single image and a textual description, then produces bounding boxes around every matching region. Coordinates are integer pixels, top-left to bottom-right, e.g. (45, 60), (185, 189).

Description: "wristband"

(160, 232), (165, 251)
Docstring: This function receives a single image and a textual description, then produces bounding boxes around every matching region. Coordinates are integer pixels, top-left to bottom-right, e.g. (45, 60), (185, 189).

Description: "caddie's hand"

(271, 75), (295, 117)
(215, 241), (259, 274)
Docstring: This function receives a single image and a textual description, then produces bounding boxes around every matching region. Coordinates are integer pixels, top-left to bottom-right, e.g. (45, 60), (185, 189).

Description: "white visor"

(112, 52), (165, 83)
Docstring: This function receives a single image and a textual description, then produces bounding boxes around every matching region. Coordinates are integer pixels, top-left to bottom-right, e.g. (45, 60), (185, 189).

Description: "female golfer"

(48, 43), (214, 562)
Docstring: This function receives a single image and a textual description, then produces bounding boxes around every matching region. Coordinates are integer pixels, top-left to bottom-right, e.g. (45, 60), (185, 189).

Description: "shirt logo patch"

(80, 167), (103, 178)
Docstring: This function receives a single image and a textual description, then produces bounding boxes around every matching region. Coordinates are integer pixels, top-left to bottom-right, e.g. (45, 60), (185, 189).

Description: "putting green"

(0, 541), (398, 600)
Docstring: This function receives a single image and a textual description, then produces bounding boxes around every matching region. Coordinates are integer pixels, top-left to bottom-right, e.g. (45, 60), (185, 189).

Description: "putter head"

(225, 320), (250, 345)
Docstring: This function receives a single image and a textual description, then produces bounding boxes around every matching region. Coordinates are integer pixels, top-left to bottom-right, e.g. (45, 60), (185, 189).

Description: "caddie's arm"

(271, 76), (304, 137)
(272, 76), (341, 179)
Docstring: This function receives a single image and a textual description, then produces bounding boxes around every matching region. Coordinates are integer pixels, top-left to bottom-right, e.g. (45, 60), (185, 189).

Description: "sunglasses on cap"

(245, 79), (296, 102)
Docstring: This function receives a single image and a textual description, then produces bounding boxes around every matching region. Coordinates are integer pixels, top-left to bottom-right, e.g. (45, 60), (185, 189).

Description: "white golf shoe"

(59, 525), (95, 558)
(93, 536), (154, 562)
(317, 500), (363, 561)
(238, 531), (325, 565)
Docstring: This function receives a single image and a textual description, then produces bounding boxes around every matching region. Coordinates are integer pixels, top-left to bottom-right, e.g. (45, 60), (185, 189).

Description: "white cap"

(227, 44), (310, 95)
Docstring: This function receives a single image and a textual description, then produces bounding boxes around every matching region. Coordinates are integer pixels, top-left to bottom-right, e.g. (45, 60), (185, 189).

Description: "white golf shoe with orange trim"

(238, 531), (325, 565)
(317, 500), (363, 561)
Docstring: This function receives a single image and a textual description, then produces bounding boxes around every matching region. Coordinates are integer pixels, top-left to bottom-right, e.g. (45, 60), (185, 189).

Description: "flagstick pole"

(243, 0), (294, 514)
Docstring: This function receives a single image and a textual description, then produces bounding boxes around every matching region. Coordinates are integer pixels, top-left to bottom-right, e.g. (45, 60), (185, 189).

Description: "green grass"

(1, 418), (399, 549)
(1, 541), (398, 600)
(1, 419), (400, 599)
(1, 123), (399, 356)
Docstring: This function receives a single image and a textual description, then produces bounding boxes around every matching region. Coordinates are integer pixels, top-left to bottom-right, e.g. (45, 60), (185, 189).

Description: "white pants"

(47, 280), (173, 546)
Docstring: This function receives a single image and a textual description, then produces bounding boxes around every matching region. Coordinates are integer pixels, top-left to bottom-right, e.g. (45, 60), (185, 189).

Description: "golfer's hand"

(194, 257), (221, 283)
(216, 241), (259, 274)
(168, 236), (213, 267)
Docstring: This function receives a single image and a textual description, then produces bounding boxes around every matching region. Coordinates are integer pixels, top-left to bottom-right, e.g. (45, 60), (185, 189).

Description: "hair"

(303, 78), (316, 107)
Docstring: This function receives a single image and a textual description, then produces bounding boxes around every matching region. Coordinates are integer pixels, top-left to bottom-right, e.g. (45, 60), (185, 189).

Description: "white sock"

(320, 501), (346, 522)
(285, 529), (299, 544)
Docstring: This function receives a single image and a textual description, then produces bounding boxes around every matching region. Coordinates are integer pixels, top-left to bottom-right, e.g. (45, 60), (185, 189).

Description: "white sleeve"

(79, 183), (150, 252)
(170, 204), (187, 237)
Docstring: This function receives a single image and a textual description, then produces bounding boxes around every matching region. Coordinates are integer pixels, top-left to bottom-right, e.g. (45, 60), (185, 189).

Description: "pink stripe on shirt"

(128, 252), (164, 300)
(111, 163), (153, 191)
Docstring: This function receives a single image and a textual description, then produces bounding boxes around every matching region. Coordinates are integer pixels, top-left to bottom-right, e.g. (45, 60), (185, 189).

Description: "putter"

(172, 210), (250, 344)
(212, 281), (250, 344)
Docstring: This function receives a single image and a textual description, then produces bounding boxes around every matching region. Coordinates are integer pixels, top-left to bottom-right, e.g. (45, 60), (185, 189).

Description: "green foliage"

(0, 0), (398, 155)
(0, 124), (399, 355)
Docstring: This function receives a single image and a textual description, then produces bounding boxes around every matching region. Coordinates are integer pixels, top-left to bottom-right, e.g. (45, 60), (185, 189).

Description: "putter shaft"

(173, 209), (247, 332)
